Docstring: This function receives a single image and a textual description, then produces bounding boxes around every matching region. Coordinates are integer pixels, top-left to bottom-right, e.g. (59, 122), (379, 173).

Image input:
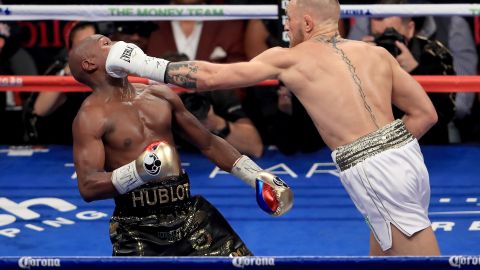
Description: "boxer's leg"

(370, 225), (440, 256)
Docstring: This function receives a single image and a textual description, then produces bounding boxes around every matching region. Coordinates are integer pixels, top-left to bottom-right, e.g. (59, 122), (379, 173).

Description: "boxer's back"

(282, 39), (397, 149)
(76, 85), (176, 171)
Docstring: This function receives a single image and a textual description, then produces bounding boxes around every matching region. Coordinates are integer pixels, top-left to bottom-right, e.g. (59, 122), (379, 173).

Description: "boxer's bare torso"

(72, 82), (231, 201)
(277, 38), (396, 149)
(74, 84), (176, 172)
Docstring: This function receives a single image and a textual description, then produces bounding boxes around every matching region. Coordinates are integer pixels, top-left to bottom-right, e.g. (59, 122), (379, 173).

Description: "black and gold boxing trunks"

(109, 174), (252, 256)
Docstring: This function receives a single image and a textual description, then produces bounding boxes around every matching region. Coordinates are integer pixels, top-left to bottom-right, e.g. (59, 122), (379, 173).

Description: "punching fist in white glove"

(232, 155), (293, 216)
(106, 41), (170, 82)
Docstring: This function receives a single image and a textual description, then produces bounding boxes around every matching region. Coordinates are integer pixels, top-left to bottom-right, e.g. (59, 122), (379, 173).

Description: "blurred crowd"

(0, 0), (479, 157)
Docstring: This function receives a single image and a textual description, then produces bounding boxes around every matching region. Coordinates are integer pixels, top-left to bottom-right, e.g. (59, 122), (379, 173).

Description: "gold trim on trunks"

(334, 119), (414, 172)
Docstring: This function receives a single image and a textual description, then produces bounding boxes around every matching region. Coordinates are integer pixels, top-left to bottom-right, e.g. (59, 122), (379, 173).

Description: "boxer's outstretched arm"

(106, 41), (290, 91)
(385, 48), (438, 139)
(165, 47), (288, 91)
(73, 107), (117, 202)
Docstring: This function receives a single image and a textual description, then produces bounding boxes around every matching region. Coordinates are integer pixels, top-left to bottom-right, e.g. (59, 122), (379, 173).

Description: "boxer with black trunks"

(104, 0), (441, 257)
(68, 35), (293, 256)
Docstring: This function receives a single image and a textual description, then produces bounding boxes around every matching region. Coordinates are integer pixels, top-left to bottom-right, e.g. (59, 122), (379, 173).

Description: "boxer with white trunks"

(332, 119), (431, 252)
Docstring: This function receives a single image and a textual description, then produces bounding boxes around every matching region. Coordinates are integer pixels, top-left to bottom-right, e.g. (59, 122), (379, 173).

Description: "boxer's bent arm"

(386, 49), (438, 139)
(151, 86), (293, 216)
(150, 86), (242, 172)
(165, 47), (288, 91)
(73, 108), (117, 202)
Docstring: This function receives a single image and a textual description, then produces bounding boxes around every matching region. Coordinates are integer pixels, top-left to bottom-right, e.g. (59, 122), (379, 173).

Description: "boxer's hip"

(110, 174), (252, 256)
(331, 119), (431, 251)
(113, 173), (191, 217)
(332, 119), (414, 172)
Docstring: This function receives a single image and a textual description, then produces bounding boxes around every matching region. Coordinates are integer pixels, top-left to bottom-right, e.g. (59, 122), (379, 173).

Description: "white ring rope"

(0, 5), (277, 21)
(341, 4), (480, 17)
(0, 4), (478, 21)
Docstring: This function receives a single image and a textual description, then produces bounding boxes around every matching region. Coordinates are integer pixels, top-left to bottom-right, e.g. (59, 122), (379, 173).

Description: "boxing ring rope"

(0, 3), (477, 93)
(0, 4), (479, 21)
(0, 75), (478, 93)
(0, 76), (278, 92)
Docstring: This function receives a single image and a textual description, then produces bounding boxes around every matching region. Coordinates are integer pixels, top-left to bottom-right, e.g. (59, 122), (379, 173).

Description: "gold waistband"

(333, 119), (414, 172)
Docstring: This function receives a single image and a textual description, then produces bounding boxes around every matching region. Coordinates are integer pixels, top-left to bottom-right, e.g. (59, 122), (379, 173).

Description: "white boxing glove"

(106, 41), (170, 82)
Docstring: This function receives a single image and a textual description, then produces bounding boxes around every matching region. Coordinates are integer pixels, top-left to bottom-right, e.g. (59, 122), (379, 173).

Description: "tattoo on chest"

(316, 33), (379, 129)
(165, 62), (198, 89)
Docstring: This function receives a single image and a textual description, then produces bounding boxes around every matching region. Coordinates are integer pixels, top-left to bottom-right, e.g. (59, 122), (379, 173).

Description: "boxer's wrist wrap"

(111, 141), (182, 194)
(111, 160), (146, 194)
(231, 155), (262, 188)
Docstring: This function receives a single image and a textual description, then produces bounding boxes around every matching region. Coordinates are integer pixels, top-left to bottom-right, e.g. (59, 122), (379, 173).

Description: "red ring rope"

(0, 75), (478, 93)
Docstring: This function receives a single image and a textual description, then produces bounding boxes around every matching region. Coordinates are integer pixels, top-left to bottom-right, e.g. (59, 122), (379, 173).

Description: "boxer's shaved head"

(69, 34), (109, 87)
(286, 0), (341, 47)
(292, 0), (341, 24)
(69, 39), (92, 87)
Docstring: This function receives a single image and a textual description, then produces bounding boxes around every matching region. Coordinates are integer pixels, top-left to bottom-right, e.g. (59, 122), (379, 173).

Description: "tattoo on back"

(165, 62), (199, 89)
(316, 33), (379, 129)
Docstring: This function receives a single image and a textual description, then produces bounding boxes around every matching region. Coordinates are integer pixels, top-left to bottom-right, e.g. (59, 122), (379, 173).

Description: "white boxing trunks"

(332, 119), (431, 251)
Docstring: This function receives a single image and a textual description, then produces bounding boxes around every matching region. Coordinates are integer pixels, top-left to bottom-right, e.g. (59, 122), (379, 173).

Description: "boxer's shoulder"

(74, 99), (108, 132)
(254, 46), (290, 61)
(143, 85), (184, 108)
(78, 95), (107, 116)
(144, 84), (176, 96)
(132, 83), (149, 92)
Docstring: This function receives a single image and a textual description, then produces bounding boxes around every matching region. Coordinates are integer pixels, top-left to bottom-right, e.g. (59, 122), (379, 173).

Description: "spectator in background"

(146, 0), (263, 157)
(33, 22), (98, 117)
(419, 14), (479, 143)
(179, 89), (263, 155)
(27, 22), (98, 144)
(110, 21), (157, 51)
(0, 22), (38, 145)
(459, 94), (480, 143)
(351, 0), (455, 144)
(243, 17), (326, 154)
(455, 16), (480, 143)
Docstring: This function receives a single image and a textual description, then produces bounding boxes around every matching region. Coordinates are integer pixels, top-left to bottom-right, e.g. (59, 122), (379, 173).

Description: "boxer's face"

(89, 34), (114, 71)
(285, 0), (304, 47)
(98, 35), (114, 58)
(73, 34), (113, 75)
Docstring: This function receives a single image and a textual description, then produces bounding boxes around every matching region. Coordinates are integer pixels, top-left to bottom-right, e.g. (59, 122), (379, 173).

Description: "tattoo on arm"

(165, 62), (199, 89)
